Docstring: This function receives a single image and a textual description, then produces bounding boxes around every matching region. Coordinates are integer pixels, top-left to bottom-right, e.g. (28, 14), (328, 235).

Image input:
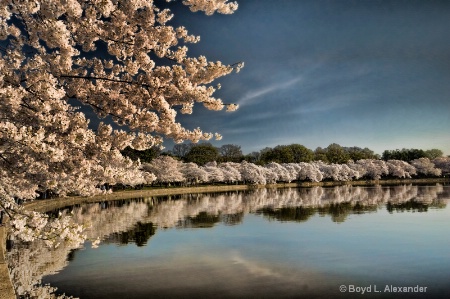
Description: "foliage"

(325, 143), (351, 164)
(121, 146), (161, 163)
(424, 149), (443, 160)
(314, 147), (329, 162)
(184, 143), (219, 165)
(382, 148), (427, 162)
(171, 143), (194, 159)
(289, 144), (315, 162)
(344, 146), (379, 161)
(218, 144), (243, 162)
(259, 144), (314, 164)
(243, 151), (261, 164)
(382, 148), (445, 163)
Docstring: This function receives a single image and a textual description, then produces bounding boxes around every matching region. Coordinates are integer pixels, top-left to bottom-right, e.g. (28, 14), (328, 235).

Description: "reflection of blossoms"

(69, 200), (150, 241)
(7, 239), (80, 299)
(413, 184), (445, 204)
(6, 208), (86, 249)
(8, 200), (151, 298)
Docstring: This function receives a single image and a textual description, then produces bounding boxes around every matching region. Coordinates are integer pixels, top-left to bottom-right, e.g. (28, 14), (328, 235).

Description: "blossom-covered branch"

(0, 0), (240, 243)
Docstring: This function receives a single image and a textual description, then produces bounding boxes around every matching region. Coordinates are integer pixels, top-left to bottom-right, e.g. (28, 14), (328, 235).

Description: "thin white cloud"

(230, 253), (281, 278)
(238, 76), (303, 106)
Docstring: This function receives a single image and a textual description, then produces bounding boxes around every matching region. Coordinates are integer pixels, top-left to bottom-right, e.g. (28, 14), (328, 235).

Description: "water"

(8, 184), (450, 298)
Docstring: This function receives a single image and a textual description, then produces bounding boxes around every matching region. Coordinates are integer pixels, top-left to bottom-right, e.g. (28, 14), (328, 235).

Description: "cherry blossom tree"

(239, 161), (267, 185)
(282, 163), (301, 181)
(142, 155), (185, 184)
(385, 159), (417, 178)
(317, 162), (358, 181)
(263, 166), (278, 184)
(201, 161), (224, 183)
(345, 160), (364, 179)
(316, 162), (342, 181)
(0, 0), (241, 244)
(218, 162), (242, 183)
(410, 158), (442, 177)
(432, 157), (450, 175)
(354, 159), (389, 180)
(297, 162), (323, 182)
(338, 163), (360, 181)
(265, 162), (294, 182)
(180, 162), (208, 185)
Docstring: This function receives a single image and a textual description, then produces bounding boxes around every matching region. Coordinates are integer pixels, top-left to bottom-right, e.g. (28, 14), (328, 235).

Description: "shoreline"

(25, 177), (450, 213)
(1, 177), (449, 299)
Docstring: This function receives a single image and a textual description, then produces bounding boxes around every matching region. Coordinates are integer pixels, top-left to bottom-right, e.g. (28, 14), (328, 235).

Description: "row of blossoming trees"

(139, 156), (450, 186)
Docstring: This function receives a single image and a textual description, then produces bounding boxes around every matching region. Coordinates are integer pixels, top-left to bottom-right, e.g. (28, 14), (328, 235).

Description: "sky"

(161, 0), (450, 155)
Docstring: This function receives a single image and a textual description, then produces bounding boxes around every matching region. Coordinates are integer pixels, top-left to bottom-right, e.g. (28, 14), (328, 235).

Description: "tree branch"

(59, 74), (137, 85)
(0, 153), (12, 165)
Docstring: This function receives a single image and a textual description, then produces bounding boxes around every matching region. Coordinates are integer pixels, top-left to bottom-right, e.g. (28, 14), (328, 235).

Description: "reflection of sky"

(148, 0), (450, 155)
(44, 204), (450, 298)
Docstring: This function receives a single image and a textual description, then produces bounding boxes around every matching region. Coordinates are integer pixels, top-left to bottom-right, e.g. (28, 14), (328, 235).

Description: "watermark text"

(339, 284), (427, 294)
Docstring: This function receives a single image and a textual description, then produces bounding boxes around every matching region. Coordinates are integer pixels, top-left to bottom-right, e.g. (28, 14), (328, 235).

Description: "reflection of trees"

(7, 239), (79, 298)
(7, 184), (449, 297)
(220, 212), (244, 226)
(320, 202), (378, 223)
(257, 207), (316, 223)
(103, 222), (156, 247)
(387, 201), (429, 213)
(70, 199), (152, 241)
(254, 185), (447, 223)
(178, 212), (220, 228)
(259, 202), (379, 224)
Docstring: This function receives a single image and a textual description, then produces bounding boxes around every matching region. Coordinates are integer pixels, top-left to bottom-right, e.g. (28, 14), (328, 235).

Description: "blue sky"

(163, 0), (450, 155)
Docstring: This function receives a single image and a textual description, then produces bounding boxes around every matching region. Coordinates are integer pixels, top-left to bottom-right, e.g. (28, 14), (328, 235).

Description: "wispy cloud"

(230, 253), (281, 278)
(238, 76), (303, 106)
(297, 93), (366, 114)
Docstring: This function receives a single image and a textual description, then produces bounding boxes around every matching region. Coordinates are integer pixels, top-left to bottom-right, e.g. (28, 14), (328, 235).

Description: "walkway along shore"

(1, 177), (449, 298)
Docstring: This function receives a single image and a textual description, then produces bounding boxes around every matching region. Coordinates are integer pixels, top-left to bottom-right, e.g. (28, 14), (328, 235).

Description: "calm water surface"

(8, 184), (450, 298)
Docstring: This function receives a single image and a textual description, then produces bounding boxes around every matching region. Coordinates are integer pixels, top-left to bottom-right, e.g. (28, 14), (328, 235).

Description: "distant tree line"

(122, 142), (445, 166)
(381, 148), (443, 162)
